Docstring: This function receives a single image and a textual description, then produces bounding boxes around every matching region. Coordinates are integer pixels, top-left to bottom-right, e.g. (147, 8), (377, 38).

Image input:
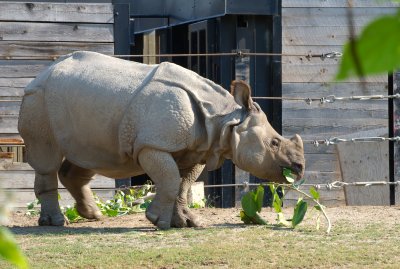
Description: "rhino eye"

(271, 138), (281, 149)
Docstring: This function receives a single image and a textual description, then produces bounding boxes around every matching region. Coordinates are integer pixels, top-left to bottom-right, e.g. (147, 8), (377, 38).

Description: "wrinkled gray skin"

(18, 51), (305, 229)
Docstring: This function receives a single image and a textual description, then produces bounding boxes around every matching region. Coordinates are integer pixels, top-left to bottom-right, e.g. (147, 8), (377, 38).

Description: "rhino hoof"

(76, 203), (102, 220)
(38, 214), (65, 226)
(172, 207), (203, 228)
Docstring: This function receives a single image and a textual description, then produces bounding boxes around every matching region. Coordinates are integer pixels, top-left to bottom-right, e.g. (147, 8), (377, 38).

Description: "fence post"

(389, 71), (400, 205)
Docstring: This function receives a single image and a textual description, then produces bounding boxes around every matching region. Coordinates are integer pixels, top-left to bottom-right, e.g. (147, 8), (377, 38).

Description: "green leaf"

(64, 206), (83, 222)
(253, 213), (268, 225)
(0, 227), (29, 269)
(240, 211), (252, 224)
(337, 14), (400, 80)
(283, 168), (295, 183)
(277, 212), (291, 227)
(255, 186), (264, 213)
(241, 192), (257, 218)
(292, 198), (308, 228)
(309, 187), (320, 200)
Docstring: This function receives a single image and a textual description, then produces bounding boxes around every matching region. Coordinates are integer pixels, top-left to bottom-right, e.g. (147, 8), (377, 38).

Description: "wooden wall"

(282, 0), (397, 205)
(0, 2), (115, 207)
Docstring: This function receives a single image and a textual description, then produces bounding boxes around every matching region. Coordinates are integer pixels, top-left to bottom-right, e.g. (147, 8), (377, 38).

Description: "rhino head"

(228, 80), (305, 183)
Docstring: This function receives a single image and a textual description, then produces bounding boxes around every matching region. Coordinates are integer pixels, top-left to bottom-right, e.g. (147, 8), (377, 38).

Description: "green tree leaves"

(337, 12), (400, 80)
(0, 226), (28, 269)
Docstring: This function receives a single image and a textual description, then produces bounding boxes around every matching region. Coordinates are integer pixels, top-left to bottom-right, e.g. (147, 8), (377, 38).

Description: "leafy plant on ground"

(1, 190), (29, 269)
(26, 184), (154, 223)
(240, 168), (331, 233)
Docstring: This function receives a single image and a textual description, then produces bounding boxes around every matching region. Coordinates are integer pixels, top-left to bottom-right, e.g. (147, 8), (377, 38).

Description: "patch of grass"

(2, 215), (400, 269)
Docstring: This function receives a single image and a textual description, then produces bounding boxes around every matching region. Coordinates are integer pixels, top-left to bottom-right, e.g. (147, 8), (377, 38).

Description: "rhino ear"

(230, 80), (253, 111)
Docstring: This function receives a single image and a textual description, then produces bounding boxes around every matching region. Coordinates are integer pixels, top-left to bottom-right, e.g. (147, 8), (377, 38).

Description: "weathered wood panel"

(0, 22), (113, 42)
(304, 153), (340, 173)
(282, 82), (388, 97)
(0, 170), (115, 189)
(282, 62), (387, 83)
(0, 115), (18, 134)
(283, 0), (400, 8)
(283, 7), (394, 27)
(283, 118), (388, 138)
(0, 41), (114, 58)
(0, 2), (114, 23)
(283, 26), (362, 46)
(337, 142), (391, 205)
(4, 189), (114, 208)
(0, 60), (52, 78)
(0, 78), (32, 97)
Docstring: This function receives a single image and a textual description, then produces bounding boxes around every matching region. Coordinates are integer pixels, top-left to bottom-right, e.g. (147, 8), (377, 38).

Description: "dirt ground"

(7, 206), (400, 231)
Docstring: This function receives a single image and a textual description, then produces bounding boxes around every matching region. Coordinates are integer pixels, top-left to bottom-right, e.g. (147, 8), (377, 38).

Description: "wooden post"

(390, 71), (400, 205)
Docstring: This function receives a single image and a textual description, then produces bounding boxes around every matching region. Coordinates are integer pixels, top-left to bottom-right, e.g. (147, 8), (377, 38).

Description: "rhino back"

(42, 51), (157, 168)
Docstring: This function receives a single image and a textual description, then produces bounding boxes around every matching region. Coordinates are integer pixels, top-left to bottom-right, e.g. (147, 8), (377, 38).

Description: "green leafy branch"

(240, 169), (331, 234)
(26, 184), (154, 223)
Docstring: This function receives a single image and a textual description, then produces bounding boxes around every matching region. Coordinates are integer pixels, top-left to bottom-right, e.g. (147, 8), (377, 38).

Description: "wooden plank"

(0, 115), (18, 133)
(283, 118), (388, 138)
(336, 142), (390, 205)
(0, 41), (114, 58)
(283, 98), (387, 118)
(282, 82), (388, 97)
(283, 25), (361, 46)
(0, 60), (52, 78)
(283, 7), (395, 27)
(283, 0), (400, 8)
(0, 102), (21, 116)
(0, 22), (113, 42)
(283, 105), (387, 120)
(5, 189), (114, 208)
(0, 78), (32, 97)
(304, 153), (340, 173)
(282, 62), (387, 83)
(0, 169), (115, 189)
(0, 2), (114, 23)
(283, 45), (343, 56)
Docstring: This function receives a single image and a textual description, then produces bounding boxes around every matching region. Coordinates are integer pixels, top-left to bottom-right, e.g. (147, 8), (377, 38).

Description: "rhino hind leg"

(58, 160), (102, 220)
(138, 148), (181, 230)
(171, 164), (205, 228)
(19, 90), (64, 226)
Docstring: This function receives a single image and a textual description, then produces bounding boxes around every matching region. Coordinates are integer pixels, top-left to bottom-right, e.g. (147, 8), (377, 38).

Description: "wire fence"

(4, 180), (399, 193)
(0, 51), (343, 61)
(0, 50), (397, 203)
(2, 135), (400, 149)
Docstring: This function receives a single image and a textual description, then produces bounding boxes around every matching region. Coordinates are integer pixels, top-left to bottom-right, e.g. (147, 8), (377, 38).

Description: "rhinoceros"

(18, 51), (305, 229)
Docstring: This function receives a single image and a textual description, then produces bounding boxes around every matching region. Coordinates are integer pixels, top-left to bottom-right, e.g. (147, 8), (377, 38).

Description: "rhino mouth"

(282, 163), (303, 181)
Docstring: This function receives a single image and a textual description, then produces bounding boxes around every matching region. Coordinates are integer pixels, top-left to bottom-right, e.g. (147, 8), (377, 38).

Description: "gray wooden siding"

(282, 0), (397, 204)
(0, 2), (115, 207)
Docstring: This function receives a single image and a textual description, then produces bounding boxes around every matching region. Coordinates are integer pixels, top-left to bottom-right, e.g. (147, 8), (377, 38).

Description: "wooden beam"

(0, 22), (113, 42)
(283, 0), (400, 8)
(0, 41), (114, 58)
(0, 2), (114, 23)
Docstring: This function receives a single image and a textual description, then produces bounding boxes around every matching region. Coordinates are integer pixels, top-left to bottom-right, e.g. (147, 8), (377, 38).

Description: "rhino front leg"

(138, 148), (181, 229)
(58, 160), (102, 220)
(171, 164), (205, 228)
